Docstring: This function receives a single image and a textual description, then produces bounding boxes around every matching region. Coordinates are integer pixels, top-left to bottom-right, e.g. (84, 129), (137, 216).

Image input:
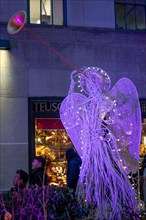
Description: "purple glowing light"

(14, 15), (23, 25)
(60, 67), (141, 219)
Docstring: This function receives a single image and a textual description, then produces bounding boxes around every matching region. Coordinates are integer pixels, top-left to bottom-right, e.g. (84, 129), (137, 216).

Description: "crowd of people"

(0, 148), (82, 220)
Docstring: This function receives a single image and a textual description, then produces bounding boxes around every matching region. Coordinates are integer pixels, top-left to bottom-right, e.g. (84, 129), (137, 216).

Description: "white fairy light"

(126, 131), (132, 135)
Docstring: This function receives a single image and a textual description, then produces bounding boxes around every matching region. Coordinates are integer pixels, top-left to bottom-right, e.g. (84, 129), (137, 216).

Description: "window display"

(35, 118), (73, 186)
(140, 118), (146, 158)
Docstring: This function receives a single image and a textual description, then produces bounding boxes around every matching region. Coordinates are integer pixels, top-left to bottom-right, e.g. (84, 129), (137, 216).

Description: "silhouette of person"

(29, 156), (49, 187)
(66, 148), (82, 190)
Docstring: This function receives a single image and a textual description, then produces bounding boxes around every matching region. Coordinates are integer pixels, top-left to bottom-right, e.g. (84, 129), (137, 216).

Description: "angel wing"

(106, 77), (141, 173)
(60, 92), (88, 158)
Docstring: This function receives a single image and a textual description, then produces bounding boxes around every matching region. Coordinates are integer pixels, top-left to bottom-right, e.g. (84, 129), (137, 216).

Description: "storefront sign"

(33, 101), (61, 113)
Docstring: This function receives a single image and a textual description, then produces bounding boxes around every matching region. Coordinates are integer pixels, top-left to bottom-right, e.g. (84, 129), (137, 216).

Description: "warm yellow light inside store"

(140, 122), (146, 157)
(35, 118), (73, 186)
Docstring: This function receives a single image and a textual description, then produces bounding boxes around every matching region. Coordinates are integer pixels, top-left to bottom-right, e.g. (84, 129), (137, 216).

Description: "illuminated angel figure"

(60, 67), (141, 220)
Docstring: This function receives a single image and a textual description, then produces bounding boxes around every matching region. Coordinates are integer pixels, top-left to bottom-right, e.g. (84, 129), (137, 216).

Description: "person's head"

(13, 169), (29, 187)
(66, 148), (77, 162)
(32, 156), (46, 170)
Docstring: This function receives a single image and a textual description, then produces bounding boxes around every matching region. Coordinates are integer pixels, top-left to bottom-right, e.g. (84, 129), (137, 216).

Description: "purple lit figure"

(60, 67), (141, 219)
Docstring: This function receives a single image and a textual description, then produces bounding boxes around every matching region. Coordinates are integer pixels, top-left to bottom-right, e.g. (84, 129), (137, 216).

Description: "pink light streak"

(23, 27), (87, 77)
(15, 15), (23, 25)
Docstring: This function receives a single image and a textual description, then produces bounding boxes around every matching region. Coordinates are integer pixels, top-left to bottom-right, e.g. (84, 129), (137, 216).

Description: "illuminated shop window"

(115, 0), (146, 30)
(140, 118), (146, 158)
(35, 118), (73, 186)
(29, 0), (64, 25)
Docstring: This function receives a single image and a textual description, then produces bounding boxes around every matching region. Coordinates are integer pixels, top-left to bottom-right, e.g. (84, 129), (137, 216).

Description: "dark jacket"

(29, 168), (49, 187)
(142, 154), (146, 172)
(66, 149), (82, 190)
(0, 202), (6, 220)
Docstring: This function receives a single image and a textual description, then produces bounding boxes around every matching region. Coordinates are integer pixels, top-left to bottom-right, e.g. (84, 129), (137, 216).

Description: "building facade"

(0, 0), (146, 190)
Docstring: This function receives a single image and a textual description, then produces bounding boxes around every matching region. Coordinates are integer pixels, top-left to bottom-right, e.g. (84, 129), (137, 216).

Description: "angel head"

(69, 67), (111, 97)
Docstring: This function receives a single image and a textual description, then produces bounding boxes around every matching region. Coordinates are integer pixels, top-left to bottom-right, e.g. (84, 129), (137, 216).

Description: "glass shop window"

(139, 117), (146, 191)
(140, 118), (146, 159)
(35, 118), (73, 186)
(115, 1), (146, 30)
(29, 0), (64, 25)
